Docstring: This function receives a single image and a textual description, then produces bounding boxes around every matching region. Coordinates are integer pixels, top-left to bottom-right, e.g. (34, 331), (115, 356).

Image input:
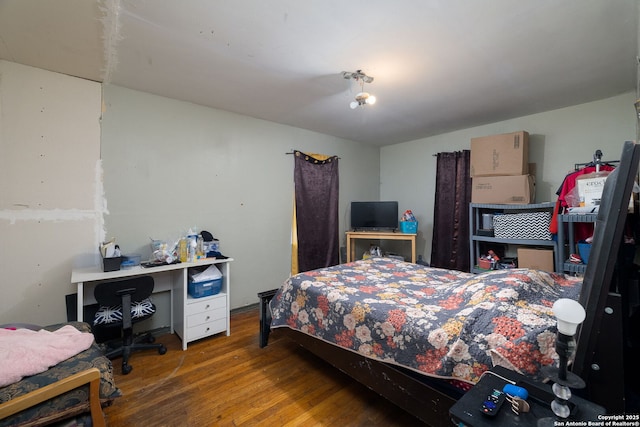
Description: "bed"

(267, 140), (640, 425)
(270, 260), (582, 384)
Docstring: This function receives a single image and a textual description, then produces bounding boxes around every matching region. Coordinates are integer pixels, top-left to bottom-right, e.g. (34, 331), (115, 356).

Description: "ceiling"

(0, 0), (638, 146)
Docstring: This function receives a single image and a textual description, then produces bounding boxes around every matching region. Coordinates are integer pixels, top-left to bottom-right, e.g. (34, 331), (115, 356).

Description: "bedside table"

(449, 366), (605, 426)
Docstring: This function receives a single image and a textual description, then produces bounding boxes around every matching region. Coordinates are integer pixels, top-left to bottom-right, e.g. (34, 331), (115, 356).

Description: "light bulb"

(350, 101), (358, 109)
(553, 298), (586, 335)
(367, 95), (376, 105)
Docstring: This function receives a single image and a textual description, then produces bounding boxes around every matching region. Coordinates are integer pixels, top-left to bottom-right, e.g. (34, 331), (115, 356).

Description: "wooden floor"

(102, 305), (425, 426)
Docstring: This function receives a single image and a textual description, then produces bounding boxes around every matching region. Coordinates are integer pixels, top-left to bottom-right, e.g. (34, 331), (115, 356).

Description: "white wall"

(100, 85), (380, 316)
(0, 60), (102, 325)
(1, 58), (634, 326)
(0, 63), (379, 326)
(380, 92), (637, 263)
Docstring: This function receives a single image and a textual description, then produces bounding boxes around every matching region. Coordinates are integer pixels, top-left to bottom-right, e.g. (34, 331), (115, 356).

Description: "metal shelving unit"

(556, 212), (598, 274)
(469, 202), (557, 273)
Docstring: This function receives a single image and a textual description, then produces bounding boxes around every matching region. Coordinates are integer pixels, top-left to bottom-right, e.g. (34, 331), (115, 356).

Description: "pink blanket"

(0, 325), (95, 387)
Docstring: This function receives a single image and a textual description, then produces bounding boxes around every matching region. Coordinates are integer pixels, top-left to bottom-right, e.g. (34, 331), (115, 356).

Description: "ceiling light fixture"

(342, 70), (376, 109)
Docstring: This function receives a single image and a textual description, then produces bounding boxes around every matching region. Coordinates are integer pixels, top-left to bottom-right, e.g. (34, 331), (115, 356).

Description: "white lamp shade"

(553, 298), (586, 335)
(366, 95), (376, 105)
(350, 101), (358, 109)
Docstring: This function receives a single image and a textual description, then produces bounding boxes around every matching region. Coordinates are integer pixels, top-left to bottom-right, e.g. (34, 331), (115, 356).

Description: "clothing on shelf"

(549, 151), (617, 242)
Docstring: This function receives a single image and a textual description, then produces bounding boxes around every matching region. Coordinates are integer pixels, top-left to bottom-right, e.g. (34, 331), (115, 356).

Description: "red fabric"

(451, 379), (474, 392)
(550, 165), (616, 241)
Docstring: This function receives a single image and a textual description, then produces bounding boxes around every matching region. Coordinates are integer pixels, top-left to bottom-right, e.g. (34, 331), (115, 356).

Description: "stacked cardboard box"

(470, 131), (534, 204)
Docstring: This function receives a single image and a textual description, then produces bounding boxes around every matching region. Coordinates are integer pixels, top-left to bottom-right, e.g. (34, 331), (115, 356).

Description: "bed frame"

(274, 141), (640, 425)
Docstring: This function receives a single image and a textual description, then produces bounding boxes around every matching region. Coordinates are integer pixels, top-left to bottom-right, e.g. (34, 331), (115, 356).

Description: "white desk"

(71, 258), (233, 350)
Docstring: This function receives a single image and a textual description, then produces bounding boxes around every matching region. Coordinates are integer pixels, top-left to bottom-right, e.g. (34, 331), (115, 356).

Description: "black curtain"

(430, 150), (471, 271)
(294, 151), (339, 272)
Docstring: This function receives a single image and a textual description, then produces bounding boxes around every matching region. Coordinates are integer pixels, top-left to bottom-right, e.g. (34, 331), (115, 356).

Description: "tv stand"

(346, 231), (417, 263)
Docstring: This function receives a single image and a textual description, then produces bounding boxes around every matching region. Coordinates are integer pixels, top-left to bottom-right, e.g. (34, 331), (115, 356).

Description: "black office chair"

(93, 276), (167, 374)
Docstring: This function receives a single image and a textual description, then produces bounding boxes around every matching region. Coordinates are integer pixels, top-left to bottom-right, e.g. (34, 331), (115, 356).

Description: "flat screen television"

(350, 201), (399, 231)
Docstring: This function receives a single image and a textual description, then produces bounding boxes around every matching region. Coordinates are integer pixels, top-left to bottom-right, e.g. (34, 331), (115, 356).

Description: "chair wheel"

(122, 363), (133, 375)
(158, 345), (167, 355)
(147, 334), (156, 343)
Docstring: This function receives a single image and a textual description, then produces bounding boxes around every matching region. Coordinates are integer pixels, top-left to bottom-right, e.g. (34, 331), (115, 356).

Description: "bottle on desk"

(196, 235), (204, 259)
(187, 234), (197, 262)
(179, 238), (188, 262)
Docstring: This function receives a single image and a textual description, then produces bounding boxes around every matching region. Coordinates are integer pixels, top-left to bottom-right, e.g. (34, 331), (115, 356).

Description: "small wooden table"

(346, 231), (417, 263)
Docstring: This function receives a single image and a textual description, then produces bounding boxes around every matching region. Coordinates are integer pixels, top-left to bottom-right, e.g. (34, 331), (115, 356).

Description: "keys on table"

(506, 395), (531, 415)
(502, 384), (531, 415)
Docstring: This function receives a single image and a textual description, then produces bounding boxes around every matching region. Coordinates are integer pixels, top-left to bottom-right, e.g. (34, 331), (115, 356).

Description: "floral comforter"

(270, 257), (582, 385)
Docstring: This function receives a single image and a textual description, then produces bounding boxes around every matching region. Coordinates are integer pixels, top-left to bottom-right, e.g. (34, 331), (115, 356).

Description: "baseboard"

(231, 303), (259, 314)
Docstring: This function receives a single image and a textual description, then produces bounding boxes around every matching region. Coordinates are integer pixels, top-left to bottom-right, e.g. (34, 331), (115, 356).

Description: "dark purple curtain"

(430, 150), (471, 271)
(294, 150), (339, 272)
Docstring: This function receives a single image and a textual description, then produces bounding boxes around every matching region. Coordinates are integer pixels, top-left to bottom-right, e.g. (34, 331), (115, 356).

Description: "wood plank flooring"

(102, 305), (425, 426)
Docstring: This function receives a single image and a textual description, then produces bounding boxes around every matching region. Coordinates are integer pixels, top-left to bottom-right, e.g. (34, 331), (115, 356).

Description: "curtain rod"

(285, 151), (341, 159)
(432, 150), (470, 157)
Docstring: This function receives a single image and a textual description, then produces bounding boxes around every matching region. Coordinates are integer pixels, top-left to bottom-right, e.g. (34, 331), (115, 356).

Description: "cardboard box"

(471, 175), (535, 204)
(470, 131), (529, 177)
(517, 248), (554, 272)
(576, 176), (607, 207)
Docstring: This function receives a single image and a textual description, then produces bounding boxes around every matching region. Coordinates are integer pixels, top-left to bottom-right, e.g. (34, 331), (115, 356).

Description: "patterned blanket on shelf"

(270, 257), (582, 385)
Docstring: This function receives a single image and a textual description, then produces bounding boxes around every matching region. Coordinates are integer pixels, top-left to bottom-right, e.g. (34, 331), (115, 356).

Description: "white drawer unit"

(186, 294), (227, 340)
(187, 305), (226, 327)
(186, 317), (227, 341)
(172, 259), (232, 350)
(187, 295), (226, 319)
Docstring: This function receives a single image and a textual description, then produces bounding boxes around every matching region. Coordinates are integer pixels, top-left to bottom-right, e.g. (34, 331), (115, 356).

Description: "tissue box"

(188, 277), (222, 298)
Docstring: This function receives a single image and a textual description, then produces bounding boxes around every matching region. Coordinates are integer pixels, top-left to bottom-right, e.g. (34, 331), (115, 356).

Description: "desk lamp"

(541, 298), (587, 419)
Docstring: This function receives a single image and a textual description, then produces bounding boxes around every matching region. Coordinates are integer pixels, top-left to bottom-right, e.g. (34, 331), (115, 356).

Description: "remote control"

(480, 388), (506, 416)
